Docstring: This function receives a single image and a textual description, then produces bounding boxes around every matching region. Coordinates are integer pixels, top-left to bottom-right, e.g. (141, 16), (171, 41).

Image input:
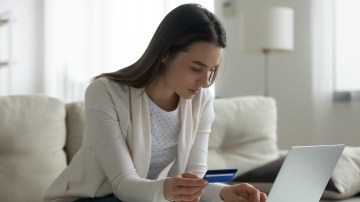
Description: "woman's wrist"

(163, 177), (172, 201)
(219, 185), (230, 201)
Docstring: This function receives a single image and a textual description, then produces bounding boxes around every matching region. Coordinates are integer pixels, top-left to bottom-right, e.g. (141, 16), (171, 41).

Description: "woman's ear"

(161, 54), (169, 64)
(162, 54), (170, 64)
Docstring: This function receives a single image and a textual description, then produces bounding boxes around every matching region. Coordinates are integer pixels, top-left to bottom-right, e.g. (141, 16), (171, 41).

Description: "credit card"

(203, 168), (238, 183)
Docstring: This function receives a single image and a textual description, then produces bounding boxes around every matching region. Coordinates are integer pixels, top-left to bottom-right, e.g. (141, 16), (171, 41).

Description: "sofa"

(0, 95), (359, 202)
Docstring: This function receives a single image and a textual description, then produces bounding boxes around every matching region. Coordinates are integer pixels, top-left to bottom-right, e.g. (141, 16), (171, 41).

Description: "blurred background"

(0, 0), (359, 150)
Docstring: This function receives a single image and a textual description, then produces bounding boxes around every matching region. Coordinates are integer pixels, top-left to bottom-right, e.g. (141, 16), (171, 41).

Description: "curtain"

(44, 0), (214, 102)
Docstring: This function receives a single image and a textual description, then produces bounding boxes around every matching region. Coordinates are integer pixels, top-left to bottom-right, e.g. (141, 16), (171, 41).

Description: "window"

(334, 0), (360, 92)
(44, 0), (214, 101)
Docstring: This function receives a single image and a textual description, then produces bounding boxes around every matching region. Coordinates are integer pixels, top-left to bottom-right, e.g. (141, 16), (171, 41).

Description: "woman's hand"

(220, 183), (267, 202)
(164, 172), (208, 202)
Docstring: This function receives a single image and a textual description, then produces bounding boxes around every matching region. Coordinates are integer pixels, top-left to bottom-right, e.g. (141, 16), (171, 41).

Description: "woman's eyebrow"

(191, 61), (219, 69)
(192, 61), (207, 67)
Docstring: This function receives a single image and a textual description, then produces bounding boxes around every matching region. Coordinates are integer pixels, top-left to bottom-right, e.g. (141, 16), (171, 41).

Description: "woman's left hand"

(220, 183), (267, 202)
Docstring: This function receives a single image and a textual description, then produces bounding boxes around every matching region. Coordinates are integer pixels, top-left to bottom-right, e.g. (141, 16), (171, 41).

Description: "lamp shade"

(244, 7), (294, 52)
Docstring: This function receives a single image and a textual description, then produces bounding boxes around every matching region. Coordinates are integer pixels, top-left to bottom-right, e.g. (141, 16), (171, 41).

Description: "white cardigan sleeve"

(183, 89), (227, 201)
(185, 88), (214, 174)
(84, 79), (168, 202)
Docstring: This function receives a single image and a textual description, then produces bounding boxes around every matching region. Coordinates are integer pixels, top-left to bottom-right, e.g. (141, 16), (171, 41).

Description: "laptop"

(266, 144), (345, 202)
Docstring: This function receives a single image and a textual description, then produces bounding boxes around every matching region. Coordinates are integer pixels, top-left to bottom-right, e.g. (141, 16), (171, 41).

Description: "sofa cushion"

(0, 95), (67, 202)
(65, 102), (85, 163)
(208, 96), (279, 176)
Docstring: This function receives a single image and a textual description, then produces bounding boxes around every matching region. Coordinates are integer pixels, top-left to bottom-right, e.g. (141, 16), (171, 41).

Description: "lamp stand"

(262, 49), (270, 97)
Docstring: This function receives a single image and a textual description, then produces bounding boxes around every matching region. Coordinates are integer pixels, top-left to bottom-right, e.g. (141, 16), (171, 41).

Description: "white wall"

(215, 0), (360, 149)
(0, 0), (43, 95)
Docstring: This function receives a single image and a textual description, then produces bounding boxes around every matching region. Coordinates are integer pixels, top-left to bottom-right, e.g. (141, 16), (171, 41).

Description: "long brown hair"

(94, 3), (226, 88)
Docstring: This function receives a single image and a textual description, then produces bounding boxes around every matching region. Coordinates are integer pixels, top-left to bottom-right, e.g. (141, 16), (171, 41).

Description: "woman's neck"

(145, 79), (179, 112)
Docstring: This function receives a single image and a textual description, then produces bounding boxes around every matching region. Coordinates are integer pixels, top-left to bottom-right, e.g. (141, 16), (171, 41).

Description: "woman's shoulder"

(87, 77), (128, 93)
(201, 87), (214, 99)
(187, 88), (214, 112)
(85, 77), (133, 101)
(88, 77), (125, 88)
(193, 87), (214, 103)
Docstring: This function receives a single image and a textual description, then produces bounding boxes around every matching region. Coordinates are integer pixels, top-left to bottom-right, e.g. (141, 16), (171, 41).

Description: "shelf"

(0, 61), (9, 67)
(0, 17), (10, 68)
(0, 17), (10, 67)
(0, 18), (9, 26)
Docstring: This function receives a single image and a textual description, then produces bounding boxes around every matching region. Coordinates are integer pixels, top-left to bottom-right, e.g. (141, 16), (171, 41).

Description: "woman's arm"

(182, 89), (227, 201)
(84, 79), (167, 201)
(185, 89), (214, 175)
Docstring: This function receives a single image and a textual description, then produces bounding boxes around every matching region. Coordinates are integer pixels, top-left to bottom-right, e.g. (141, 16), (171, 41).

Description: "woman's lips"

(189, 89), (200, 94)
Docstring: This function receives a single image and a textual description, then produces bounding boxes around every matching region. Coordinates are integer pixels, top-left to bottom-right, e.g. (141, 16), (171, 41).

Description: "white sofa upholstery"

(0, 96), (68, 202)
(208, 96), (279, 175)
(0, 95), (359, 202)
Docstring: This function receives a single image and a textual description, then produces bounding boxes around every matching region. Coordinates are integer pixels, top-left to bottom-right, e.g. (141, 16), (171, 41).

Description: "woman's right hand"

(163, 172), (208, 202)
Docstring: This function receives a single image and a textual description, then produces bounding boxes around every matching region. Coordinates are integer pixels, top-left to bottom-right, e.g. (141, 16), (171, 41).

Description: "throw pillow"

(209, 96), (279, 175)
(233, 147), (360, 199)
(323, 146), (360, 199)
(0, 95), (67, 202)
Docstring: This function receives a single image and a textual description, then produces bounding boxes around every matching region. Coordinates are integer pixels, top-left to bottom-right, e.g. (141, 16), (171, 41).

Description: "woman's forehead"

(178, 42), (223, 66)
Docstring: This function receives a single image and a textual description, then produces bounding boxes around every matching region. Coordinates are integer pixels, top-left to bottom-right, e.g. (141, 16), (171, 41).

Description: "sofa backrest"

(0, 95), (279, 202)
(64, 102), (85, 163)
(0, 95), (68, 202)
(209, 96), (279, 176)
(65, 96), (280, 177)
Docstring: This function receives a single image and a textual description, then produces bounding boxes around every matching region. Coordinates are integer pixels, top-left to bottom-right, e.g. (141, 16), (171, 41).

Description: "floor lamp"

(244, 7), (294, 96)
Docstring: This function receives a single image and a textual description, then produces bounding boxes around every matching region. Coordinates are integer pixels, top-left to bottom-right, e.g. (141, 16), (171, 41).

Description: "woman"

(45, 4), (267, 202)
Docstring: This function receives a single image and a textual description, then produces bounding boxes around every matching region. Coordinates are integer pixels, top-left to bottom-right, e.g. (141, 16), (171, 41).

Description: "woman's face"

(163, 41), (223, 99)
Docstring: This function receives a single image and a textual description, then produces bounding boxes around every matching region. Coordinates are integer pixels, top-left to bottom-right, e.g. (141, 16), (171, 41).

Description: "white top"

(44, 78), (226, 202)
(146, 95), (180, 180)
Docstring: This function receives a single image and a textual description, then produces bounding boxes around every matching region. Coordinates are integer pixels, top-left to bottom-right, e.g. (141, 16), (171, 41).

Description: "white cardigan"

(44, 78), (224, 202)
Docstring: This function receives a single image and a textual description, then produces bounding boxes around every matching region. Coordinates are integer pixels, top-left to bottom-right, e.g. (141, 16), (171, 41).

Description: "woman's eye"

(191, 67), (202, 72)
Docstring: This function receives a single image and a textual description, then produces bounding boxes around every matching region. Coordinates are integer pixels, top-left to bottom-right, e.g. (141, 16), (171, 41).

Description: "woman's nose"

(197, 72), (210, 87)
